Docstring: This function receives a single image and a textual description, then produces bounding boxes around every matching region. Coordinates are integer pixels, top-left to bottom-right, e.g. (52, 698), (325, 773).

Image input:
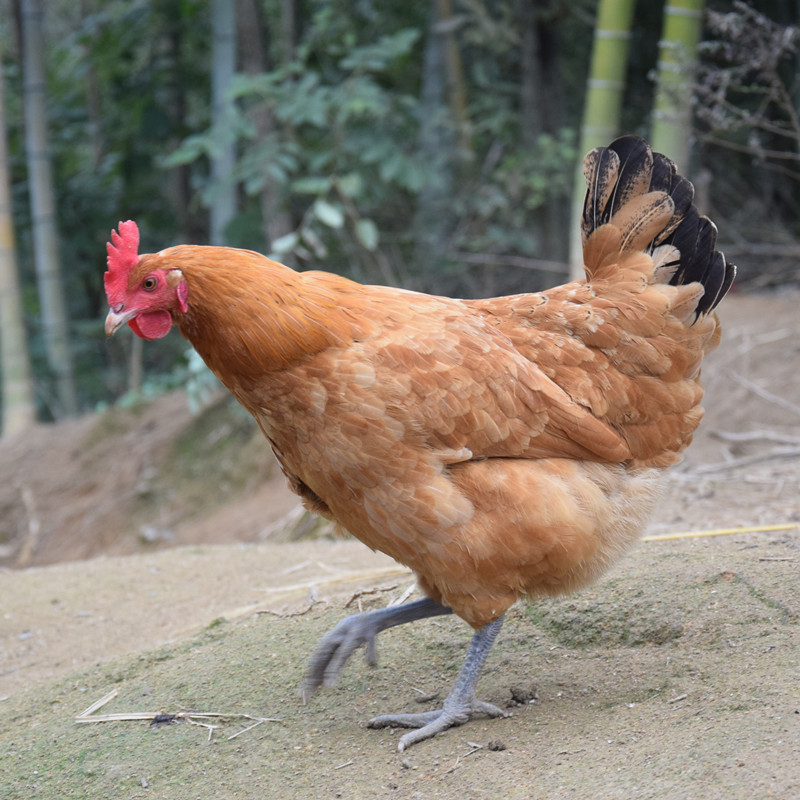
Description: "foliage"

(693, 0), (800, 286)
(696, 1), (800, 180)
(1, 0), (799, 420)
(167, 15), (430, 281)
(166, 1), (585, 292)
(6, 0), (213, 415)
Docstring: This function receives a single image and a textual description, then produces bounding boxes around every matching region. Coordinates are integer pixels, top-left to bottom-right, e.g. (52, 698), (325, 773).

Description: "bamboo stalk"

(569, 0), (636, 278)
(0, 37), (36, 436)
(650, 0), (705, 166)
(20, 0), (77, 417)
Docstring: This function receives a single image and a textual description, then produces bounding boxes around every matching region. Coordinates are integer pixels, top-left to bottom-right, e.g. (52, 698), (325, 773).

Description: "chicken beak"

(105, 306), (137, 337)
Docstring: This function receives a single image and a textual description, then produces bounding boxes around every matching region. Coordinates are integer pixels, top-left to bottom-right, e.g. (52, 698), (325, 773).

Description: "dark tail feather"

(582, 135), (737, 319)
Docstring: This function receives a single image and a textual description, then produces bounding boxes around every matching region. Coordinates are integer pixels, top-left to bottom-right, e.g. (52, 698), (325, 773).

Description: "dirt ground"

(1, 290), (799, 799)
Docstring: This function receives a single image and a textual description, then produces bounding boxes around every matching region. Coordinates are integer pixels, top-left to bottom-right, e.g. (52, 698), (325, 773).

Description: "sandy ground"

(1, 290), (799, 798)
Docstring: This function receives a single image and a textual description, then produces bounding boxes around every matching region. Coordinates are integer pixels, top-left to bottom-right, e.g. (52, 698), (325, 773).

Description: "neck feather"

(151, 246), (366, 386)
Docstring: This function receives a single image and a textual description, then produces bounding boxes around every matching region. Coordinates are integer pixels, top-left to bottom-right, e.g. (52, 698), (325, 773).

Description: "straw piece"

(642, 523), (797, 542)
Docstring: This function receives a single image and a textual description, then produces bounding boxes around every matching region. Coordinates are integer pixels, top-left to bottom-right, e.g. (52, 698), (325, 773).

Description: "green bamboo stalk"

(210, 0), (237, 245)
(569, 0), (637, 278)
(650, 0), (705, 166)
(0, 37), (36, 436)
(21, 0), (78, 418)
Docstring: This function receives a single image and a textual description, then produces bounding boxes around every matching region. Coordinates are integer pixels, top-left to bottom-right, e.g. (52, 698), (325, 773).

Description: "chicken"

(104, 136), (735, 750)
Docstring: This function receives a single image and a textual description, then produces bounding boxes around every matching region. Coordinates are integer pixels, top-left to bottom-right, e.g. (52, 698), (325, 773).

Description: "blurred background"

(0, 0), (797, 427)
(0, 1), (799, 570)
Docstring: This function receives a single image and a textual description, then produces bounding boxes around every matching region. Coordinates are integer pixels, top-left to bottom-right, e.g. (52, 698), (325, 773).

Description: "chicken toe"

(369, 696), (506, 751)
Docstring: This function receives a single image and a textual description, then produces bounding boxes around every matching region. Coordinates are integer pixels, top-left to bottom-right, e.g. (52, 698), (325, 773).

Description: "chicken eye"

(142, 276), (158, 291)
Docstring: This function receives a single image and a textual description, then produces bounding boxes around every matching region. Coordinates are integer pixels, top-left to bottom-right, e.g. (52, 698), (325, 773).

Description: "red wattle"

(129, 311), (173, 340)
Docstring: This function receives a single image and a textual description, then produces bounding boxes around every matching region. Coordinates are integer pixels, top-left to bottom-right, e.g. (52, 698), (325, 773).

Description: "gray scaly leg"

(368, 614), (506, 751)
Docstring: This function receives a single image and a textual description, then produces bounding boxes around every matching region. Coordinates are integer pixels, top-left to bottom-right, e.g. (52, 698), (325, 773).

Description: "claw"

(302, 598), (452, 699)
(303, 612), (379, 695)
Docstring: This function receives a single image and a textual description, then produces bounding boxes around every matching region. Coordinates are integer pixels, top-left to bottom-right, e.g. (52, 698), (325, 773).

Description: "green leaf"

(339, 28), (421, 72)
(336, 173), (363, 198)
(162, 134), (210, 167)
(313, 198), (345, 229)
(270, 232), (299, 254)
(291, 176), (331, 195)
(355, 218), (379, 251)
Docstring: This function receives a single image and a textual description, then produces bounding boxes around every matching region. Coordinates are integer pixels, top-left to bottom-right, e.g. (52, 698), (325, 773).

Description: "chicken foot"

(302, 597), (453, 697)
(368, 614), (506, 751)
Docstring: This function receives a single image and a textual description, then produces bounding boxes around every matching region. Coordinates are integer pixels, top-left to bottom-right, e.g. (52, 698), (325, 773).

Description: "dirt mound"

(0, 392), (297, 569)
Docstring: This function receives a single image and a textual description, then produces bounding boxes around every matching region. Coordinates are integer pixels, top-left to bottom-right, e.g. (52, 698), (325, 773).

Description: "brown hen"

(104, 136), (735, 750)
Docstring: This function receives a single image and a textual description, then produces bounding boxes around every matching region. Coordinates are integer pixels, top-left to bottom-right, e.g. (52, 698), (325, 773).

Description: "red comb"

(104, 220), (140, 302)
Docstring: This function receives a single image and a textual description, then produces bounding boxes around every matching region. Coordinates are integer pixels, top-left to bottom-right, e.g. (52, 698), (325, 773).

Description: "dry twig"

(444, 741), (485, 774)
(711, 429), (800, 446)
(259, 566), (412, 599)
(728, 372), (800, 417)
(388, 581), (418, 607)
(75, 689), (281, 743)
(344, 583), (400, 608)
(256, 599), (326, 618)
(689, 446), (800, 475)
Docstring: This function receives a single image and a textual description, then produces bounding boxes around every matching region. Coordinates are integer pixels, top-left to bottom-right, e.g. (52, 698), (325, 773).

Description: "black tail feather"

(697, 251), (735, 317)
(584, 135), (737, 319)
(606, 137), (653, 219)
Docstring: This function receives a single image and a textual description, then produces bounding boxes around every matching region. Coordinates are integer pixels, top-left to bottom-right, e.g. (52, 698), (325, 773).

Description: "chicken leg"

(303, 597), (453, 697)
(368, 615), (506, 750)
(303, 598), (506, 749)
